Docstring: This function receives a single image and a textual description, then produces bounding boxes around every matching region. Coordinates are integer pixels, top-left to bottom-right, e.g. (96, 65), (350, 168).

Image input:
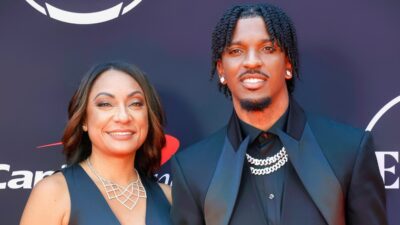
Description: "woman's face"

(84, 69), (149, 158)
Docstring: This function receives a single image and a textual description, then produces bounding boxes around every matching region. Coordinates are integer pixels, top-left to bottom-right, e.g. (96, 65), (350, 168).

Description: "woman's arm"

(20, 172), (70, 225)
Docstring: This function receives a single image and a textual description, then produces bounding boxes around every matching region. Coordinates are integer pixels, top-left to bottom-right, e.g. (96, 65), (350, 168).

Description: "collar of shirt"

(238, 107), (289, 145)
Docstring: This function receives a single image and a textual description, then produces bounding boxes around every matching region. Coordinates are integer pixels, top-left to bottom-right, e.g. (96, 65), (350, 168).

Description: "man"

(171, 3), (387, 225)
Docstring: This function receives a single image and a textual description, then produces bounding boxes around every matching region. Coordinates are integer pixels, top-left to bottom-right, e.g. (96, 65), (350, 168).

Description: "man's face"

(217, 16), (292, 111)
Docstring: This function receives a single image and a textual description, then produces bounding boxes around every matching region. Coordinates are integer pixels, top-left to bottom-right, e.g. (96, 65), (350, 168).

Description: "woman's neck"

(85, 152), (138, 186)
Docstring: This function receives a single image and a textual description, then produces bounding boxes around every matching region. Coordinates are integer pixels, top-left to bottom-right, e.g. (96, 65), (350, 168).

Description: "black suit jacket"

(171, 101), (387, 225)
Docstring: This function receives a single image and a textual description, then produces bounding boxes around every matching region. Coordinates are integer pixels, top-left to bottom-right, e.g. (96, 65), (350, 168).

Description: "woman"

(20, 61), (172, 225)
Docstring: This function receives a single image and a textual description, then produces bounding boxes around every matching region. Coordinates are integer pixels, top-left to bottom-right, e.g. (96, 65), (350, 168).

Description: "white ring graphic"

(366, 95), (400, 131)
(26, 0), (46, 15)
(26, 0), (142, 25)
(45, 3), (122, 25)
(122, 0), (142, 15)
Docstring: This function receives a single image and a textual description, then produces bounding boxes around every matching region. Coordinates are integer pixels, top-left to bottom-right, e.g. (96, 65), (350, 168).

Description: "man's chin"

(239, 97), (271, 112)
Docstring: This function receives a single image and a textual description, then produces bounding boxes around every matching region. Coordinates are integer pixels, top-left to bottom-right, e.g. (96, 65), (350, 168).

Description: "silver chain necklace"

(86, 159), (147, 210)
(246, 147), (289, 175)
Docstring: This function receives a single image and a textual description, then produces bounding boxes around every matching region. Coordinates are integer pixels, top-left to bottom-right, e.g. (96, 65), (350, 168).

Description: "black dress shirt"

(238, 109), (289, 225)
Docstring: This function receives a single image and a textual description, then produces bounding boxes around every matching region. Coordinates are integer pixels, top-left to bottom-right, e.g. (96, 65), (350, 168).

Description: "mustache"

(239, 69), (270, 78)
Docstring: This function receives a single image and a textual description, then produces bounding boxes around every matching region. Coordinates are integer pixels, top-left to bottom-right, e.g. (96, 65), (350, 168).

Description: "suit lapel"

(204, 100), (345, 225)
(204, 136), (249, 225)
(277, 123), (345, 225)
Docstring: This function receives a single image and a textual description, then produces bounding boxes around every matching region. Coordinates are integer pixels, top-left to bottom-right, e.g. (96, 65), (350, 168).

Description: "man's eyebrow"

(261, 38), (274, 43)
(228, 38), (274, 46)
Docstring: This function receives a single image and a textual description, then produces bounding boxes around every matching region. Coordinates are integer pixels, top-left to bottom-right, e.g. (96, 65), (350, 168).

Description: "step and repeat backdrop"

(0, 0), (399, 224)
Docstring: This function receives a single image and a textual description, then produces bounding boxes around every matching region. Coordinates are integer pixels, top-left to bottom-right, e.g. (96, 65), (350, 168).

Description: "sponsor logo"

(25, 0), (142, 25)
(367, 96), (400, 189)
(0, 164), (61, 189)
(0, 134), (179, 189)
(155, 173), (172, 185)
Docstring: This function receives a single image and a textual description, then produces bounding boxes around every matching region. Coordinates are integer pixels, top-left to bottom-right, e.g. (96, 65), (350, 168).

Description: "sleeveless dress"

(62, 164), (172, 225)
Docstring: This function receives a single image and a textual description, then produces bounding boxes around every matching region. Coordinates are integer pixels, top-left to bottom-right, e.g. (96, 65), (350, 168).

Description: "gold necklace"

(86, 159), (147, 210)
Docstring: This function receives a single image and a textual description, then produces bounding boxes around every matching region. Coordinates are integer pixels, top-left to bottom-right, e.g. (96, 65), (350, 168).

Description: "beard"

(239, 97), (271, 112)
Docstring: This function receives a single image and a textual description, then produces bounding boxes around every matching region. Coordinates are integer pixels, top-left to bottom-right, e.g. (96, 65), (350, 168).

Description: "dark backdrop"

(0, 0), (399, 224)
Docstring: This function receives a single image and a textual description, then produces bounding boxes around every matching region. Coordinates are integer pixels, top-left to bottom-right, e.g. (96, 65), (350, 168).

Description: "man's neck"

(233, 96), (289, 131)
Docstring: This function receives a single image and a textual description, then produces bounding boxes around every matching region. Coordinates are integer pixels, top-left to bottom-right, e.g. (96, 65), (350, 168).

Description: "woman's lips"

(106, 130), (135, 140)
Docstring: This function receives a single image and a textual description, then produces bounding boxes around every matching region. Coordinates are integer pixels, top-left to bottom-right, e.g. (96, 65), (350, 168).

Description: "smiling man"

(171, 3), (387, 225)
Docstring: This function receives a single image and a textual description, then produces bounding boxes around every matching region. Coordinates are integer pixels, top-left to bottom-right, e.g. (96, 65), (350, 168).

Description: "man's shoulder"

(306, 112), (365, 142)
(175, 126), (227, 162)
(171, 127), (227, 192)
(305, 112), (369, 174)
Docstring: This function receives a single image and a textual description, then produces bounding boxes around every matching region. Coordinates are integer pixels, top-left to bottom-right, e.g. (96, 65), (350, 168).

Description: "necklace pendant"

(87, 160), (147, 210)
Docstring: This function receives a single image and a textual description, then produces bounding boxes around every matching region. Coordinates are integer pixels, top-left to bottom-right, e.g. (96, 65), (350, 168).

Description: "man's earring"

(286, 70), (292, 78)
(220, 76), (226, 84)
(82, 125), (87, 132)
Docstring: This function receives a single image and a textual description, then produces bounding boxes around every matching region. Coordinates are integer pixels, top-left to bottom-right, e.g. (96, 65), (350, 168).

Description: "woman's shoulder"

(35, 172), (69, 195)
(20, 172), (70, 225)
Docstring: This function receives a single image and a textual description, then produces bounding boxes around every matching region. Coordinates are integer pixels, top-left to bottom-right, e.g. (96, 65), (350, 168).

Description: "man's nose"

(243, 50), (262, 68)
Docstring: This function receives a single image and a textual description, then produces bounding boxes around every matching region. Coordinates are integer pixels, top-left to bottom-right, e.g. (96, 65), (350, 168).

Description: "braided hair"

(211, 3), (299, 96)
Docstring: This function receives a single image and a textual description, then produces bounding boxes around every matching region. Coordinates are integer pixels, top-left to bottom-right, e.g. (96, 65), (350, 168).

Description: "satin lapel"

(204, 136), (250, 225)
(277, 124), (345, 225)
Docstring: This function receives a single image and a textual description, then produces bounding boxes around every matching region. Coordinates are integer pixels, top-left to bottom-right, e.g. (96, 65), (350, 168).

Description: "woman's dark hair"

(62, 61), (166, 177)
(211, 3), (299, 96)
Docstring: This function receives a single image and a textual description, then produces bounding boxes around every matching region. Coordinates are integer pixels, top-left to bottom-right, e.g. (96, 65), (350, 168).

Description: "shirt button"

(268, 193), (275, 200)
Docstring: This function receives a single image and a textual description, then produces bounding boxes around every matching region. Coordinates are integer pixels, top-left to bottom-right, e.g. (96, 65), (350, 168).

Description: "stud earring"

(286, 70), (292, 78)
(82, 125), (87, 132)
(220, 76), (226, 84)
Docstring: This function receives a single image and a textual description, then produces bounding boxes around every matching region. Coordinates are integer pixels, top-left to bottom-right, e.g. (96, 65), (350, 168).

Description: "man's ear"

(216, 59), (227, 84)
(216, 59), (224, 78)
(285, 57), (293, 80)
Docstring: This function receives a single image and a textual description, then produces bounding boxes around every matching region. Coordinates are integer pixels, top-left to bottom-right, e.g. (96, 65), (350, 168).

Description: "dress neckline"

(76, 164), (148, 225)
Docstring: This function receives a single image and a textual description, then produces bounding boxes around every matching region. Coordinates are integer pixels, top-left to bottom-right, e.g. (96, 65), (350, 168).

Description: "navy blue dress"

(62, 164), (172, 225)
